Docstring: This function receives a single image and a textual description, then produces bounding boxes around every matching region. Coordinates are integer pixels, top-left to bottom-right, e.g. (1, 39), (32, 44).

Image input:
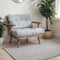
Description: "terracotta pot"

(43, 30), (53, 39)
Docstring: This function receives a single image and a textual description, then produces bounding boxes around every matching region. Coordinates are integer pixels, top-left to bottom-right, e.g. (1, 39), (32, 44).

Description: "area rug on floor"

(4, 41), (60, 60)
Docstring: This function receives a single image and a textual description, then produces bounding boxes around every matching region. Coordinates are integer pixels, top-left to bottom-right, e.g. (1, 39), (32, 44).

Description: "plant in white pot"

(38, 0), (56, 39)
(0, 17), (6, 48)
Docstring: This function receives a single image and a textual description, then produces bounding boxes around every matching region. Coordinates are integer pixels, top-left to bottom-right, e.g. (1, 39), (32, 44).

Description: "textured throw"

(4, 41), (60, 60)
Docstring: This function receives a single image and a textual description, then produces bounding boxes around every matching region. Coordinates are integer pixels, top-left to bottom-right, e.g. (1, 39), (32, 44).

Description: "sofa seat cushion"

(12, 28), (44, 38)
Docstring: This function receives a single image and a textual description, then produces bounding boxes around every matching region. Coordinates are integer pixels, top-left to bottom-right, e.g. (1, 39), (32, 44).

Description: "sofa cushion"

(8, 15), (32, 29)
(12, 28), (44, 38)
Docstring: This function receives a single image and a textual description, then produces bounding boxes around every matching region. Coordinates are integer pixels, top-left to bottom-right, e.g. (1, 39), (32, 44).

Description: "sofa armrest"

(6, 23), (15, 34)
(32, 21), (41, 24)
(6, 23), (16, 27)
(32, 21), (41, 28)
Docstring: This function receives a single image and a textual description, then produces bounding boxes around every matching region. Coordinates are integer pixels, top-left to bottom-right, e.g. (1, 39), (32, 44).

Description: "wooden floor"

(0, 38), (60, 60)
(0, 49), (13, 60)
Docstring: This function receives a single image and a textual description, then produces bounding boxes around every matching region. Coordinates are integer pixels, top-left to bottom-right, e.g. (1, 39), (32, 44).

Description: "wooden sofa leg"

(10, 34), (12, 44)
(26, 38), (28, 44)
(38, 37), (40, 44)
(17, 39), (20, 48)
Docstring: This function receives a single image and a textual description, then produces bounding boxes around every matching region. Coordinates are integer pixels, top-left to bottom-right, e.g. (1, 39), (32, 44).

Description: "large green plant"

(39, 0), (56, 30)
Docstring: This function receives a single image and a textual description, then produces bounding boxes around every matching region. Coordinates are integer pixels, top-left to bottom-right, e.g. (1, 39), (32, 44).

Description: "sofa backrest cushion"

(7, 15), (32, 29)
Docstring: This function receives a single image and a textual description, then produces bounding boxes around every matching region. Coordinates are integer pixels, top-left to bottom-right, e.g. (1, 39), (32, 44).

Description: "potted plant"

(38, 0), (56, 39)
(0, 17), (6, 48)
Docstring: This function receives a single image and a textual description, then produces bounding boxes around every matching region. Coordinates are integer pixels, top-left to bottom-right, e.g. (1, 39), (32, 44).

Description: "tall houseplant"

(39, 0), (56, 31)
(38, 0), (56, 38)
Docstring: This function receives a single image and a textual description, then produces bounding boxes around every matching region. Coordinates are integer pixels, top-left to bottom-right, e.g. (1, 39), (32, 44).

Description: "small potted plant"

(38, 0), (56, 39)
(0, 17), (6, 48)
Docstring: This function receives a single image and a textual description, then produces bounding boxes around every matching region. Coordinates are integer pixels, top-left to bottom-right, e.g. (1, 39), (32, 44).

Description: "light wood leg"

(10, 34), (12, 44)
(38, 37), (40, 44)
(17, 39), (20, 48)
(26, 38), (28, 44)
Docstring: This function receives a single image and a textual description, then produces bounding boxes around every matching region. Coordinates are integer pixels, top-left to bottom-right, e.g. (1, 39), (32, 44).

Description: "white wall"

(0, 0), (41, 20)
(52, 19), (60, 39)
(0, 0), (30, 17)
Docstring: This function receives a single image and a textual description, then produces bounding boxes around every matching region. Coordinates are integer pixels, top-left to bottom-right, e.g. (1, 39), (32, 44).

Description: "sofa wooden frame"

(6, 17), (42, 48)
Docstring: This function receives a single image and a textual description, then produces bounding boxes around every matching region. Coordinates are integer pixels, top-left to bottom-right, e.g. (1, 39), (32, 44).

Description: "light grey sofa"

(7, 14), (44, 47)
